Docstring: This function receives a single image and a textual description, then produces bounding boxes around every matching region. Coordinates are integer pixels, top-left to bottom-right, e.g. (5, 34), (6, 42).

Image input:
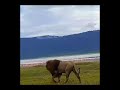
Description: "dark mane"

(46, 59), (60, 75)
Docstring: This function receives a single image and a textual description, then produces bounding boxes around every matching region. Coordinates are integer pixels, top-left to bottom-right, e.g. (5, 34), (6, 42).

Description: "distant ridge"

(20, 30), (100, 59)
(36, 35), (61, 39)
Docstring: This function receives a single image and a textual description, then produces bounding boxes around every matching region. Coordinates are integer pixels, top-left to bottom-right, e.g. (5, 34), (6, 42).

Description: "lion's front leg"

(52, 73), (58, 83)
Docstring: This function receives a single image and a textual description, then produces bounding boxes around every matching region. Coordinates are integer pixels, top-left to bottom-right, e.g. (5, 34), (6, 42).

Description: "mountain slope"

(20, 30), (100, 59)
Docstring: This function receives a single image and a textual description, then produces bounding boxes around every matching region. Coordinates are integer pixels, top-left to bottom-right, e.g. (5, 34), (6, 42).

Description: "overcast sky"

(20, 5), (100, 38)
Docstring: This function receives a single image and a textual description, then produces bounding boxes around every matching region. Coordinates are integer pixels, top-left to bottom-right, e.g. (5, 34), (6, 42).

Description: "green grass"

(20, 61), (100, 85)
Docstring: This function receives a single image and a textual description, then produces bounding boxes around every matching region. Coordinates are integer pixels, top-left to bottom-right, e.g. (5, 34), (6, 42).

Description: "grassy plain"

(20, 61), (100, 85)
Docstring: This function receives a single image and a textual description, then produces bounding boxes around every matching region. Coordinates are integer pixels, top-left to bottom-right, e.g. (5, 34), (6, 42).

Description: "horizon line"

(20, 29), (100, 38)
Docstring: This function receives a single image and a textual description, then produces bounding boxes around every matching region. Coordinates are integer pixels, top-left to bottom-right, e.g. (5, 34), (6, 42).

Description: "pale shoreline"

(20, 59), (100, 68)
(20, 53), (100, 68)
(20, 53), (100, 67)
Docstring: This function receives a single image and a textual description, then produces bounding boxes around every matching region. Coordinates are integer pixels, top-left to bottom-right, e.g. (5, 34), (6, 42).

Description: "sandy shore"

(20, 53), (100, 68)
(20, 58), (100, 68)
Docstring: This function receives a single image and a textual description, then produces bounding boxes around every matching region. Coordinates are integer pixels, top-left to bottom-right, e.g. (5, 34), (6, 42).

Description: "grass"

(20, 61), (100, 85)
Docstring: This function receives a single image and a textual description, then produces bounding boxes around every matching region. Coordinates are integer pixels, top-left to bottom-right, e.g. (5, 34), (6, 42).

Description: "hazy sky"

(20, 5), (100, 38)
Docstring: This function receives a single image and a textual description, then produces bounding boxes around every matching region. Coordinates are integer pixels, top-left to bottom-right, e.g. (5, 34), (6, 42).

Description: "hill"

(20, 30), (100, 59)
